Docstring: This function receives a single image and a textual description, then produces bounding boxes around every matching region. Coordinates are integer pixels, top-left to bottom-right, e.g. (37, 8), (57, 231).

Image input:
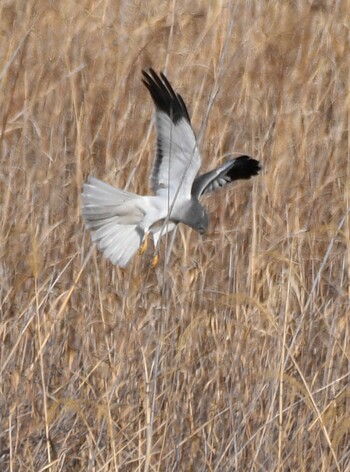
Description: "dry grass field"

(1, 0), (350, 470)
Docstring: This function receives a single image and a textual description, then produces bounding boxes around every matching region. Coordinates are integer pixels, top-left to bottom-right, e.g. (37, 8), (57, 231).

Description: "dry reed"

(0, 1), (349, 470)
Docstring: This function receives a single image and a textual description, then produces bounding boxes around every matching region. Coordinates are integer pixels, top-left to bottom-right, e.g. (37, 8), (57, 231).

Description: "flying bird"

(81, 69), (260, 267)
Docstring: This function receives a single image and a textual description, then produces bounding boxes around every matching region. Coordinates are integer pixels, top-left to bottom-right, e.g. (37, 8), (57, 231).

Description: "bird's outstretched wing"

(142, 69), (201, 200)
(191, 155), (261, 198)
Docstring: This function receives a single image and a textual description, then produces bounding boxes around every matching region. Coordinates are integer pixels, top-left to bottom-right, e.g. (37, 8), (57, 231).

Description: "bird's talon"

(139, 233), (148, 254)
(151, 255), (159, 268)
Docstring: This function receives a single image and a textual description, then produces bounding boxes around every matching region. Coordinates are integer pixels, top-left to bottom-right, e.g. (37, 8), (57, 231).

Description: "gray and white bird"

(81, 69), (260, 267)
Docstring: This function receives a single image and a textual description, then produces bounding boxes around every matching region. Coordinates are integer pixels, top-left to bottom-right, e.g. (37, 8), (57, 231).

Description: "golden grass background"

(1, 0), (349, 470)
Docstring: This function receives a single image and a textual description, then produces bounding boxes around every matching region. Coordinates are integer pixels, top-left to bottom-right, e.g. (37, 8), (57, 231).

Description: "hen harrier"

(82, 69), (260, 267)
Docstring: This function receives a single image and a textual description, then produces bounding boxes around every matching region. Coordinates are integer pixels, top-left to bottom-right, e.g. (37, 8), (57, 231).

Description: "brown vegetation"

(0, 0), (349, 470)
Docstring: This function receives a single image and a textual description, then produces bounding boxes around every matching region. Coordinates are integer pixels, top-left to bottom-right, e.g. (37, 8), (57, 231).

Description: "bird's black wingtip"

(227, 155), (261, 180)
(141, 68), (191, 124)
(141, 67), (157, 83)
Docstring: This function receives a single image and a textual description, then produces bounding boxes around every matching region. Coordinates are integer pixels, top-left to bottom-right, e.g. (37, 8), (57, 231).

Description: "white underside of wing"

(192, 160), (237, 197)
(152, 112), (201, 199)
(202, 175), (231, 193)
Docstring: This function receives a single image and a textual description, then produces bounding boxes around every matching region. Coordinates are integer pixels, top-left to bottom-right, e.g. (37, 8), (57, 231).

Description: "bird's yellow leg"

(151, 254), (159, 269)
(139, 231), (149, 255)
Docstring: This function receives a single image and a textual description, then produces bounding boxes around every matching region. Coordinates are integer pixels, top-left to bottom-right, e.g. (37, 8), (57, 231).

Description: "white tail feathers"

(82, 177), (145, 267)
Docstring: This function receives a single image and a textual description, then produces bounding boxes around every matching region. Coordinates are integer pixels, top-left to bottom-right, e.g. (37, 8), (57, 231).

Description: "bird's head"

(181, 199), (209, 235)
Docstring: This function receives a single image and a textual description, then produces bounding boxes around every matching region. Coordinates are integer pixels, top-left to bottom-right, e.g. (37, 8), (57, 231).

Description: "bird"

(81, 68), (261, 268)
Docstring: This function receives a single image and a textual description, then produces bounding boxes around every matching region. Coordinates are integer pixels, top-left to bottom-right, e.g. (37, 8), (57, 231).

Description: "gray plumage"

(81, 69), (260, 267)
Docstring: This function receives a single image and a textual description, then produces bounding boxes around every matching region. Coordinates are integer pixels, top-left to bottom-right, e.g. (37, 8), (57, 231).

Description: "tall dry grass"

(0, 0), (349, 470)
